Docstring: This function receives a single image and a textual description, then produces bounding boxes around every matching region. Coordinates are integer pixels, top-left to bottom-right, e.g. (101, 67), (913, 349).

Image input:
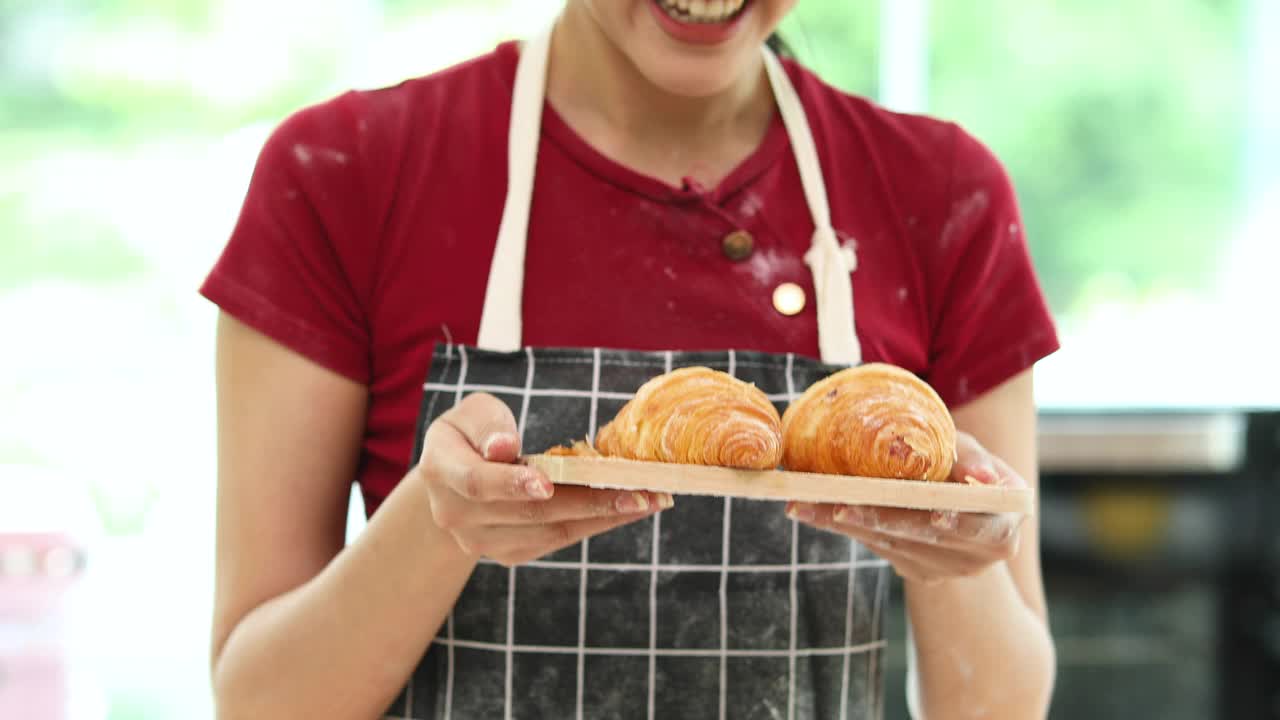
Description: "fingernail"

(787, 504), (816, 522)
(616, 492), (650, 514)
(656, 493), (675, 510)
(524, 472), (552, 499)
(930, 510), (959, 531)
(482, 433), (509, 459)
(834, 506), (863, 525)
(977, 464), (1001, 485)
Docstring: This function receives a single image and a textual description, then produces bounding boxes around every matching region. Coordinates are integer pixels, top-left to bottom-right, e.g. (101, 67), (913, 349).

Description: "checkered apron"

(386, 347), (889, 720)
(384, 17), (887, 719)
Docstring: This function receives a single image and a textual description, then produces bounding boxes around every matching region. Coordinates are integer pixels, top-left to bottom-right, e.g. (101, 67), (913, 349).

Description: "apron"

(386, 18), (889, 720)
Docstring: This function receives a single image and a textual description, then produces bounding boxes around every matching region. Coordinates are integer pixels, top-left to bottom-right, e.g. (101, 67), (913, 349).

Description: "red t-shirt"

(200, 41), (1059, 513)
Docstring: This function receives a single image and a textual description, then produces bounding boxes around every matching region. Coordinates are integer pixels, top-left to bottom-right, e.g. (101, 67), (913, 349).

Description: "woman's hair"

(765, 32), (792, 57)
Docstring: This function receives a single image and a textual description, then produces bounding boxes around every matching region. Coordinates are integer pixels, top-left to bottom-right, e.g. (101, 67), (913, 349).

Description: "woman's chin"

(630, 50), (757, 99)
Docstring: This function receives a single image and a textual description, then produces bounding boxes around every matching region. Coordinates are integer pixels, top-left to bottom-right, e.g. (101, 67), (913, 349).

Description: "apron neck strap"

(476, 22), (554, 352)
(761, 47), (861, 367)
(476, 25), (862, 366)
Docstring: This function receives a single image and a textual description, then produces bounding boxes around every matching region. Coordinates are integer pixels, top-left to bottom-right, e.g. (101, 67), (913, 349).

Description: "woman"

(202, 1), (1058, 718)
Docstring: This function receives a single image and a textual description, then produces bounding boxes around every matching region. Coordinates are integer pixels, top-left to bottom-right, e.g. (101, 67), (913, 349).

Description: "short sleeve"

(200, 94), (375, 383)
(924, 126), (1061, 407)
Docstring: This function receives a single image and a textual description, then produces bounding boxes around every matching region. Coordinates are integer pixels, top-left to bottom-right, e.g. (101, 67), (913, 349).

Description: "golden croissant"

(593, 367), (783, 470)
(781, 363), (957, 481)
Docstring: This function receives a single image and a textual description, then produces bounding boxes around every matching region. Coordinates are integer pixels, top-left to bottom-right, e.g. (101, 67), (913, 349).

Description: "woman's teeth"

(658, 0), (747, 24)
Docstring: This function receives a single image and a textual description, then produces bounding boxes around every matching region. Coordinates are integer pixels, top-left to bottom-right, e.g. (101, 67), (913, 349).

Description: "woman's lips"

(647, 0), (751, 46)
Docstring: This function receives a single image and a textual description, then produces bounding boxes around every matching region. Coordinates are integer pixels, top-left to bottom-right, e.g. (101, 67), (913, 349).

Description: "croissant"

(781, 363), (957, 482)
(594, 367), (783, 470)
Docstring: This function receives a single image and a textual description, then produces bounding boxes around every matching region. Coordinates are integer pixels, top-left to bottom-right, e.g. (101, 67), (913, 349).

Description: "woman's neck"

(545, 5), (777, 188)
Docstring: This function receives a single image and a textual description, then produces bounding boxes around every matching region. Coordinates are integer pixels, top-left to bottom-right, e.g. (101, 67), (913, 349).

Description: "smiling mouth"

(655, 0), (749, 25)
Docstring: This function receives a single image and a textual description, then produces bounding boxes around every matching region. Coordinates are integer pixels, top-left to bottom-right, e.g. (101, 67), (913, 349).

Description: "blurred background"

(1, 0), (1277, 718)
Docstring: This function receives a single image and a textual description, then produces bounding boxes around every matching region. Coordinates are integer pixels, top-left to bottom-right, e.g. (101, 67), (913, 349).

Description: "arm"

(902, 369), (1055, 719)
(786, 369), (1055, 718)
(210, 312), (476, 719)
(210, 314), (666, 719)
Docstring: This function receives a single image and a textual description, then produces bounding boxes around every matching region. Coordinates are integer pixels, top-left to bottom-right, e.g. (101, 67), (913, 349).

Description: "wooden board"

(523, 455), (1035, 515)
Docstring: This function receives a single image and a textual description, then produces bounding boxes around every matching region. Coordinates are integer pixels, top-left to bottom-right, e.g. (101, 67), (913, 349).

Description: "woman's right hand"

(417, 392), (673, 567)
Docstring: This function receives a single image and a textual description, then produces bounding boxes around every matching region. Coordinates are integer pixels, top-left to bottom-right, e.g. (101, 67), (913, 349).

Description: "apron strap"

(477, 23), (862, 367)
(761, 48), (862, 367)
(476, 22), (555, 352)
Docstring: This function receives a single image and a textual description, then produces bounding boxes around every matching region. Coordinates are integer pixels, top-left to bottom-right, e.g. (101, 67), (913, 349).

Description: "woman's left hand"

(784, 432), (1028, 585)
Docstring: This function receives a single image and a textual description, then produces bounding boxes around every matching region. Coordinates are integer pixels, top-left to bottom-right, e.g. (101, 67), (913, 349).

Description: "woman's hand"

(417, 392), (673, 567)
(784, 432), (1026, 585)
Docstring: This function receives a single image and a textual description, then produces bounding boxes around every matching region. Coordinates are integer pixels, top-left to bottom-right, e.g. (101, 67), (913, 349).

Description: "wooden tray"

(523, 455), (1035, 515)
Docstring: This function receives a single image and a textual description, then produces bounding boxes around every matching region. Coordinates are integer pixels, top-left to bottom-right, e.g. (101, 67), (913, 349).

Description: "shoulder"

(244, 41), (518, 230)
(259, 41), (518, 175)
(783, 59), (952, 160)
(347, 40), (518, 131)
(782, 58), (1009, 201)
